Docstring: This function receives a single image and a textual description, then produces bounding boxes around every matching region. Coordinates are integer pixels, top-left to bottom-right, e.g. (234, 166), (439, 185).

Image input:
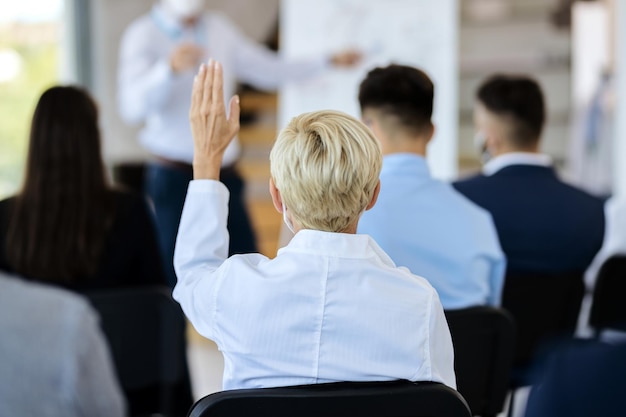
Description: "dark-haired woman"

(0, 85), (166, 289)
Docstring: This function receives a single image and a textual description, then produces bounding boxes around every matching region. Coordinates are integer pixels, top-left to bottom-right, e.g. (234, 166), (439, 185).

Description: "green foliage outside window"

(0, 37), (58, 198)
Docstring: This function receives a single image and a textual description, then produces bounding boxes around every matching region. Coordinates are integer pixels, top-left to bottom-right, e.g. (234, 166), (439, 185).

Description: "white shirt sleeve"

(486, 220), (506, 306)
(584, 197), (626, 289)
(487, 255), (506, 306)
(172, 180), (231, 339)
(215, 15), (328, 91)
(423, 291), (456, 389)
(117, 20), (175, 125)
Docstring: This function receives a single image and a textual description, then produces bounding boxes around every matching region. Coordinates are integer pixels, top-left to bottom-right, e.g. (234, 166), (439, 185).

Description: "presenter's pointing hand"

(189, 59), (240, 180)
(330, 50), (362, 68)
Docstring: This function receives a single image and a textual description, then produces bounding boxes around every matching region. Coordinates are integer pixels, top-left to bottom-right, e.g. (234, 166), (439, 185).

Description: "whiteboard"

(279, 0), (459, 179)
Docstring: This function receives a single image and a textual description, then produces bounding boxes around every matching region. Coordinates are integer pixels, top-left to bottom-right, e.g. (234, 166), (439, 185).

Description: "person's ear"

(425, 122), (435, 144)
(269, 178), (283, 213)
(365, 180), (381, 211)
(484, 130), (502, 155)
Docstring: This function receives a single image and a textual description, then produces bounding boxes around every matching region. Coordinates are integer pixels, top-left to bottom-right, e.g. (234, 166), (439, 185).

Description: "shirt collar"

(279, 229), (396, 266)
(151, 4), (205, 42)
(482, 152), (553, 176)
(382, 153), (431, 178)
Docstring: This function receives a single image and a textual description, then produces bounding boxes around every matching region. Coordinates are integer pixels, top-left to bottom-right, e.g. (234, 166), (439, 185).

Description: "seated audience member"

(357, 64), (505, 309)
(0, 86), (166, 289)
(0, 271), (125, 416)
(585, 196), (626, 288)
(524, 340), (626, 417)
(578, 196), (626, 336)
(173, 61), (455, 390)
(454, 75), (605, 275)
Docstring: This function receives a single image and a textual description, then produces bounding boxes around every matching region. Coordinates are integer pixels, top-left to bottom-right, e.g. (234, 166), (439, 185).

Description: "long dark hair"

(6, 86), (114, 282)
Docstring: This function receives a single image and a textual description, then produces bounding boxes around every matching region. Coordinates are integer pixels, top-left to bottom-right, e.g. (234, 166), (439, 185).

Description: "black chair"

(112, 161), (147, 194)
(589, 255), (626, 333)
(187, 380), (471, 417)
(502, 271), (585, 416)
(445, 306), (516, 417)
(82, 286), (193, 417)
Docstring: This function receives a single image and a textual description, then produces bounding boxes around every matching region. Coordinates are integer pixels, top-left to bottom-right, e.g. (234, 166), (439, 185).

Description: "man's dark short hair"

(358, 64), (434, 134)
(477, 74), (545, 148)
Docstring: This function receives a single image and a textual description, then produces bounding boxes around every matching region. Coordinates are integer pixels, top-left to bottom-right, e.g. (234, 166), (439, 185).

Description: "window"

(0, 0), (63, 198)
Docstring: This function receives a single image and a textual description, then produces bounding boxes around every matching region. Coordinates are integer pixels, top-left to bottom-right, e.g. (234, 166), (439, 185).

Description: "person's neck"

(383, 136), (428, 156)
(292, 223), (358, 235)
(492, 142), (540, 157)
(493, 149), (540, 158)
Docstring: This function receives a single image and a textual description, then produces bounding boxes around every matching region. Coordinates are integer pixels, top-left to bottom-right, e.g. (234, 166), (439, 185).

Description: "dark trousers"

(145, 162), (257, 288)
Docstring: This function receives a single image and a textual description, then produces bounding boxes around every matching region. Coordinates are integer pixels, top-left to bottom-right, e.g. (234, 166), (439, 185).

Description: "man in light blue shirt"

(357, 64), (505, 309)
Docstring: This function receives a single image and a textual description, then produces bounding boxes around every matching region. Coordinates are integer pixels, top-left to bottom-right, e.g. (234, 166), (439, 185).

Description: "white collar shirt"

(578, 197), (626, 336)
(482, 152), (553, 176)
(118, 5), (327, 165)
(584, 197), (626, 289)
(173, 180), (456, 390)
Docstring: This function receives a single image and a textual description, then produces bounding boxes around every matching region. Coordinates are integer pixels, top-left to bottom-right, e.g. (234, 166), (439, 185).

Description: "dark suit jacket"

(453, 165), (605, 275)
(524, 341), (626, 417)
(0, 190), (166, 290)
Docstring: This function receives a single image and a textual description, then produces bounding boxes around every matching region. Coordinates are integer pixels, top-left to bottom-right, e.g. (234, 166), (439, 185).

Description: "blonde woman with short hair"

(173, 60), (456, 390)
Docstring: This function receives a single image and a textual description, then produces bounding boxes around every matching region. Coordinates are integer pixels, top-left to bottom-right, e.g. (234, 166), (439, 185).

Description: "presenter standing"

(118, 0), (360, 287)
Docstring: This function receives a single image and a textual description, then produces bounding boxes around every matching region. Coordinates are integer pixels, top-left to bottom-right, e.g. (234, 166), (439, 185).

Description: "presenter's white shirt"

(585, 197), (626, 288)
(173, 180), (456, 390)
(578, 197), (626, 337)
(118, 5), (327, 166)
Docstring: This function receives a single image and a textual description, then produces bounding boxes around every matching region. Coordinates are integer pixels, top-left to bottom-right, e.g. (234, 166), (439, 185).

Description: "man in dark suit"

(524, 340), (626, 417)
(454, 75), (605, 275)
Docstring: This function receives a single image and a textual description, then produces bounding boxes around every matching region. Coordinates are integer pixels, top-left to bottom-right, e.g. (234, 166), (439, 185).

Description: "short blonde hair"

(270, 110), (382, 232)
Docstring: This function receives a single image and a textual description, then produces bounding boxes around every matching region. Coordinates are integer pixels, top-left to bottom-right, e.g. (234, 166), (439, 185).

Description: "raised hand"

(189, 59), (240, 180)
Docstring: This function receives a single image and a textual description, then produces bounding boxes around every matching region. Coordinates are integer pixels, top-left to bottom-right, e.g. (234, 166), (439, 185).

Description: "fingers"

(212, 61), (225, 114)
(201, 59), (215, 115)
(190, 64), (206, 117)
(228, 95), (241, 134)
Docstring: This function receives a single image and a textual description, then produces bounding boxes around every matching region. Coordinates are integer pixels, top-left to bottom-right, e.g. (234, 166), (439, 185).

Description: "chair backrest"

(502, 271), (585, 370)
(112, 162), (146, 194)
(589, 255), (626, 332)
(82, 286), (192, 417)
(187, 380), (471, 417)
(445, 306), (516, 417)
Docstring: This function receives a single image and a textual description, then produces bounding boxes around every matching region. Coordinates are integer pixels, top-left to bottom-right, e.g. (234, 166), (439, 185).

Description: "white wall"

(614, 0), (626, 196)
(279, 0), (459, 180)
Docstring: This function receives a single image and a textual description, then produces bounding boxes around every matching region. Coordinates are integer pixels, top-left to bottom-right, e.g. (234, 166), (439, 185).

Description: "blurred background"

(1, 0), (622, 264)
(2, 1), (621, 193)
(1, 0), (623, 409)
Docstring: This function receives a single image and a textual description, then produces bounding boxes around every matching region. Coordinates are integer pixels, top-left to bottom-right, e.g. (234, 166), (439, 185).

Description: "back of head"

(358, 64), (434, 136)
(477, 74), (545, 149)
(7, 85), (113, 283)
(26, 86), (105, 192)
(269, 110), (382, 232)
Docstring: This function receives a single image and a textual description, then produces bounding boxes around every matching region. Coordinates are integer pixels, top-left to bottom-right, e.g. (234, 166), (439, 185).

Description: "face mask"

(473, 131), (491, 164)
(162, 0), (204, 20)
(282, 202), (295, 234)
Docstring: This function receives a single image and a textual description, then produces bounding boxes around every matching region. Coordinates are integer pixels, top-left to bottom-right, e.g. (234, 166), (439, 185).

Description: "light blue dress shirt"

(174, 180), (456, 390)
(358, 154), (506, 309)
